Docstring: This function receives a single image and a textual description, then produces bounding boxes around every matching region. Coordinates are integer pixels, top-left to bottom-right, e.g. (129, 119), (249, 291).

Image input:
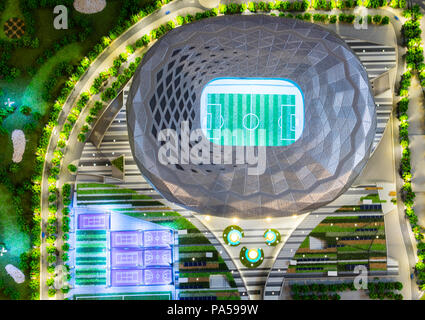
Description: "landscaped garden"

(288, 215), (387, 274)
(0, 0), (412, 299)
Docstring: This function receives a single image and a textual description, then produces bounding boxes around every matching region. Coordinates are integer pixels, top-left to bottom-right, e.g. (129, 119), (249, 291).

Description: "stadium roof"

(127, 15), (376, 218)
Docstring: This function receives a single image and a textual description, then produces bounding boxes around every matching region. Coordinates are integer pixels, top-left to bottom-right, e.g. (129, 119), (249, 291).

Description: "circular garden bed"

(223, 225), (244, 246)
(239, 247), (264, 268)
(264, 228), (281, 246)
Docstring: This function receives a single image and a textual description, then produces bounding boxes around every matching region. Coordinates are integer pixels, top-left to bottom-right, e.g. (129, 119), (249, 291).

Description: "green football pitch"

(206, 93), (297, 146)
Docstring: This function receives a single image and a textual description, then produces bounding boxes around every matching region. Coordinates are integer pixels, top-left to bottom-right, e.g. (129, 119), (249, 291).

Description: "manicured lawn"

(291, 215), (387, 274)
(9, 2), (122, 72)
(77, 188), (138, 195)
(77, 183), (118, 189)
(295, 264), (337, 273)
(360, 193), (386, 204)
(77, 194), (153, 201)
(179, 246), (216, 253)
(294, 253), (337, 259)
(3, 43), (85, 133)
(0, 185), (31, 300)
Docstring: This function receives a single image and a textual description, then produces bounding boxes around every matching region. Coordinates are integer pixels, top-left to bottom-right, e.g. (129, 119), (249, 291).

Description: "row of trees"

(291, 281), (403, 300)
(397, 5), (425, 292)
(80, 56), (143, 142)
(220, 0), (404, 13)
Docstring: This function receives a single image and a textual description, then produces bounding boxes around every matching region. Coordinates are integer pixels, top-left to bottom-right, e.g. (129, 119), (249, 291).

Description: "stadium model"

(127, 14), (377, 218)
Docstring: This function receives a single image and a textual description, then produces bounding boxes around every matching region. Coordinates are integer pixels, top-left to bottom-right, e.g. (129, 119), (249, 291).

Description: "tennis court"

(200, 78), (304, 147)
(78, 213), (110, 230)
(111, 230), (143, 248)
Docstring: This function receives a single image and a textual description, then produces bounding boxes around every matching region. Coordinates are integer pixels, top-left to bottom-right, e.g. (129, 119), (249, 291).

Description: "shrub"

(68, 164), (77, 173)
(48, 288), (56, 297)
(19, 105), (32, 115)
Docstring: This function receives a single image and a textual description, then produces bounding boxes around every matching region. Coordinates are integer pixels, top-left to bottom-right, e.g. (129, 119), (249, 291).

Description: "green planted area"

(76, 183), (161, 207)
(111, 155), (124, 172)
(79, 200), (163, 206)
(360, 193), (386, 203)
(77, 194), (154, 201)
(0, 185), (31, 300)
(75, 229), (107, 285)
(76, 229), (107, 242)
(77, 188), (137, 195)
(288, 215), (387, 274)
(290, 281), (403, 300)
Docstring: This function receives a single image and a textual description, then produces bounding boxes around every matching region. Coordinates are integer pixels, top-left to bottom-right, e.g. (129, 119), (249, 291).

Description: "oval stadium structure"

(127, 15), (377, 218)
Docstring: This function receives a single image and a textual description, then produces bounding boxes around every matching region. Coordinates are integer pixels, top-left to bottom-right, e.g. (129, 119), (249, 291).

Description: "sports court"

(70, 209), (177, 299)
(200, 78), (304, 147)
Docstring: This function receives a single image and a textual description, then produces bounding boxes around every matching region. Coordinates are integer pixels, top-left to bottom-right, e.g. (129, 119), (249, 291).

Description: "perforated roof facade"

(127, 15), (376, 218)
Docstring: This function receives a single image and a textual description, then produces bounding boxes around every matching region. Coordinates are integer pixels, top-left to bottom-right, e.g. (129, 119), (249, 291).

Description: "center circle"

(243, 113), (259, 130)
